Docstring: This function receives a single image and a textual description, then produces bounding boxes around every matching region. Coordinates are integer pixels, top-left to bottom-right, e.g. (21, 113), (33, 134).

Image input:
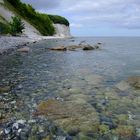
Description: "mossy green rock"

(112, 125), (134, 138)
(99, 124), (110, 135)
(127, 76), (140, 89)
(36, 99), (99, 134)
(0, 86), (10, 93)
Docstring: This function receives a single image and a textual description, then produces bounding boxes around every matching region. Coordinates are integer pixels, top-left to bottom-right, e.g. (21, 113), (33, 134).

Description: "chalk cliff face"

(0, 0), (71, 37)
(53, 24), (71, 37)
(0, 1), (41, 37)
(0, 0), (4, 4)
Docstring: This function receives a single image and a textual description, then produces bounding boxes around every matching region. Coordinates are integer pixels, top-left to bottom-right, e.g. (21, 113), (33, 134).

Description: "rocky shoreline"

(0, 36), (66, 55)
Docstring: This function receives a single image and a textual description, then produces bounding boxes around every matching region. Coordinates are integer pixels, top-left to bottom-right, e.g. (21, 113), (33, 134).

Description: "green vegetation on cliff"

(4, 0), (69, 36)
(48, 15), (69, 26)
(0, 22), (9, 34)
(6, 0), (55, 35)
(9, 16), (25, 35)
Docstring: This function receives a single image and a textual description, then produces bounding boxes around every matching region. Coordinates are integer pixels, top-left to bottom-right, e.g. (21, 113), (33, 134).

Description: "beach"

(0, 35), (66, 54)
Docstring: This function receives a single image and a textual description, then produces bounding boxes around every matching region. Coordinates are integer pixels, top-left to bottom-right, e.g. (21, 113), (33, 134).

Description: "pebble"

(17, 84), (23, 89)
(66, 136), (73, 140)
(136, 128), (140, 137)
(11, 101), (16, 104)
(28, 119), (36, 123)
(4, 128), (11, 134)
(3, 93), (9, 96)
(17, 120), (26, 125)
(18, 129), (22, 133)
(12, 123), (19, 130)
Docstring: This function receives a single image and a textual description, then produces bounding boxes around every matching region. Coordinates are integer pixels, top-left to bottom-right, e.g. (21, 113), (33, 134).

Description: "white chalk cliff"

(0, 0), (71, 38)
(53, 24), (71, 37)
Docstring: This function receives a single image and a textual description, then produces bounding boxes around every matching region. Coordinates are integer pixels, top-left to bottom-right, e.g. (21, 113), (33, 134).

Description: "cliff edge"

(0, 0), (71, 37)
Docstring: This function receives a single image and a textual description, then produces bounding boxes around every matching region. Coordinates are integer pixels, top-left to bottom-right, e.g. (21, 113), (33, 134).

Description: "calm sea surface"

(0, 37), (140, 139)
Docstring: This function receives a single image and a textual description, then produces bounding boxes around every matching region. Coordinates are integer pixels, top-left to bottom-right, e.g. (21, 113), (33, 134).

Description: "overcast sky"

(21, 0), (140, 36)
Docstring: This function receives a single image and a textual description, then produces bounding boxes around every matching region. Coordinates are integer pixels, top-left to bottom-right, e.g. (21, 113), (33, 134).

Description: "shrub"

(6, 0), (55, 35)
(9, 16), (25, 35)
(6, 0), (69, 36)
(0, 22), (10, 34)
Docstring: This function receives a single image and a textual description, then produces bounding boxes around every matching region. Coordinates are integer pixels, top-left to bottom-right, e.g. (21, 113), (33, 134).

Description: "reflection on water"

(0, 37), (140, 139)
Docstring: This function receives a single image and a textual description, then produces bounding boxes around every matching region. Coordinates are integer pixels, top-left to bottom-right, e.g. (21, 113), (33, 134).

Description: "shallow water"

(0, 37), (140, 140)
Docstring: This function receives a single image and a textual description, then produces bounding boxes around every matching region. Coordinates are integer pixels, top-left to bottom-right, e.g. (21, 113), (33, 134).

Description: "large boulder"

(49, 44), (100, 52)
(17, 47), (30, 53)
(82, 45), (95, 50)
(49, 46), (67, 51)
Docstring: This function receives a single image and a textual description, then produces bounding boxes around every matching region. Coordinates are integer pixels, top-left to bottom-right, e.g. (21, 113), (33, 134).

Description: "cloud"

(21, 0), (140, 35)
(21, 0), (60, 10)
(70, 23), (83, 28)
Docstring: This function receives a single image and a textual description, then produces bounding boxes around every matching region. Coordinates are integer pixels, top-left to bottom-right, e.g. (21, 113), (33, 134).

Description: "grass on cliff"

(5, 0), (69, 36)
(6, 0), (54, 35)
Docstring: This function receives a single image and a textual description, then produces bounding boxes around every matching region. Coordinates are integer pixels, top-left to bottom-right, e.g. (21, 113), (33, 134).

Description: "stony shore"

(0, 35), (65, 55)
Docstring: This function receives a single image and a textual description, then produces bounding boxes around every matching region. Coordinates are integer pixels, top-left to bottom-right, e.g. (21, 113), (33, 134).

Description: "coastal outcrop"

(49, 44), (100, 51)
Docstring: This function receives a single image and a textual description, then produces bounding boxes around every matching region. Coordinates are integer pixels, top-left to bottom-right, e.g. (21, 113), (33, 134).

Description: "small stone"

(0, 86), (10, 93)
(68, 127), (80, 136)
(12, 123), (19, 129)
(99, 124), (110, 135)
(56, 136), (65, 140)
(4, 128), (11, 134)
(3, 93), (9, 96)
(28, 120), (36, 123)
(17, 84), (23, 89)
(38, 126), (44, 133)
(11, 101), (16, 104)
(136, 128), (140, 137)
(66, 136), (72, 140)
(0, 131), (3, 135)
(17, 120), (26, 125)
(18, 129), (22, 133)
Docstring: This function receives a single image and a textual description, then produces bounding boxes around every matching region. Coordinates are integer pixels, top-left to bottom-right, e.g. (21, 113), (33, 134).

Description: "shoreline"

(0, 35), (70, 55)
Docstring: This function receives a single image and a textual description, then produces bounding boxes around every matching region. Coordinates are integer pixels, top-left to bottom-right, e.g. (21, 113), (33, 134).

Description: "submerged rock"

(94, 45), (100, 49)
(127, 76), (140, 89)
(136, 128), (140, 138)
(84, 74), (104, 86)
(0, 86), (10, 93)
(112, 125), (134, 138)
(115, 81), (130, 91)
(17, 47), (30, 53)
(35, 99), (99, 134)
